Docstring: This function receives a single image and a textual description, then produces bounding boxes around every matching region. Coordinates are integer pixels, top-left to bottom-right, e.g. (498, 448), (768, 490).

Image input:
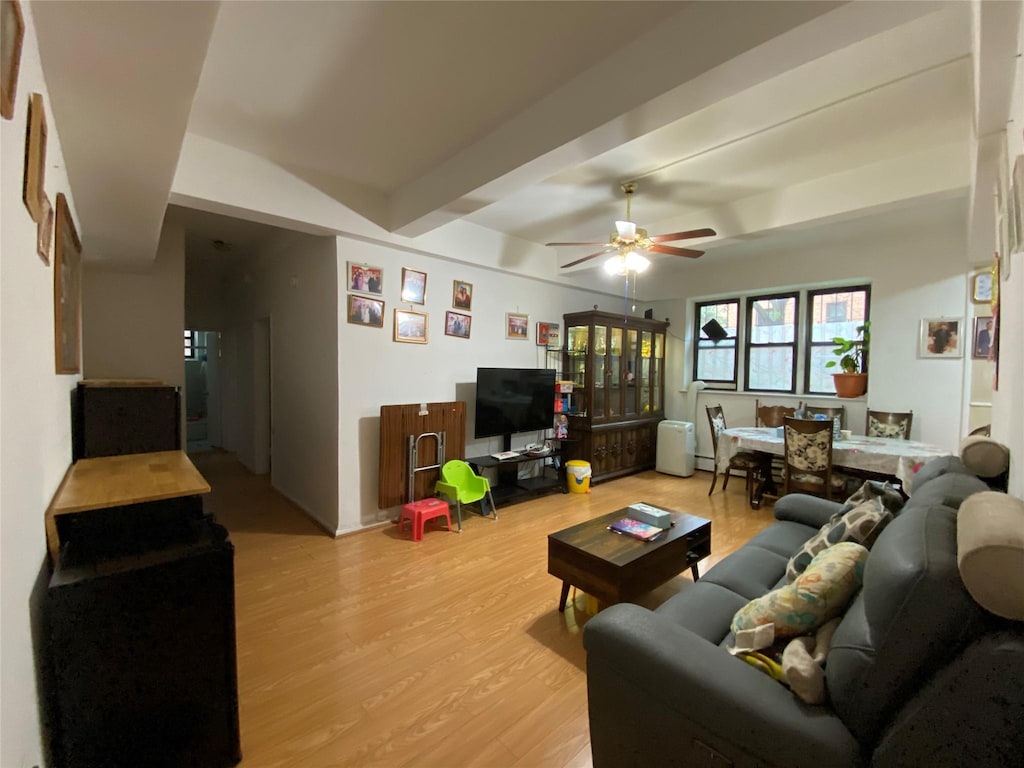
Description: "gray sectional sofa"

(583, 457), (1024, 767)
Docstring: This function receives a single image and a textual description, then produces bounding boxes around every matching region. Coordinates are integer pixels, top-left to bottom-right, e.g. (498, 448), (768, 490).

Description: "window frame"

(184, 329), (197, 360)
(803, 284), (871, 395)
(692, 298), (740, 390)
(743, 291), (799, 394)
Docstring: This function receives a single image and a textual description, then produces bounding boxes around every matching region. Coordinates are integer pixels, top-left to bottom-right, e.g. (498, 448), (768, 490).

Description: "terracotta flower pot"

(833, 373), (868, 398)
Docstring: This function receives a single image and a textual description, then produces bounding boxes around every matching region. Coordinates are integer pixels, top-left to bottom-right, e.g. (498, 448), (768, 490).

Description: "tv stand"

(467, 442), (573, 506)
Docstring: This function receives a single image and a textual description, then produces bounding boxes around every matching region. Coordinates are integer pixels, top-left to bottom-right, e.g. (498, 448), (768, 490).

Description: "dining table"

(717, 426), (954, 507)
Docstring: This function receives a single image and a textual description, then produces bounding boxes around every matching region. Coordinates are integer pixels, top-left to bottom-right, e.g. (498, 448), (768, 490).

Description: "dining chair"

(804, 404), (845, 429)
(705, 404), (761, 496)
(755, 399), (796, 428)
(782, 417), (847, 500)
(865, 410), (913, 440)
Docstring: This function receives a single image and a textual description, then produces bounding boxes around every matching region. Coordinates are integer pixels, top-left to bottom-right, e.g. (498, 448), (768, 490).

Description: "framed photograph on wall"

(444, 310), (471, 339)
(1, 0), (25, 121)
(53, 193), (82, 374)
(972, 315), (993, 360)
(394, 309), (428, 343)
(506, 312), (528, 340)
(918, 317), (963, 359)
(23, 92), (46, 221)
(346, 262), (383, 296)
(970, 269), (993, 304)
(37, 194), (52, 264)
(452, 280), (472, 310)
(346, 295), (384, 328)
(536, 321), (560, 348)
(401, 268), (426, 304)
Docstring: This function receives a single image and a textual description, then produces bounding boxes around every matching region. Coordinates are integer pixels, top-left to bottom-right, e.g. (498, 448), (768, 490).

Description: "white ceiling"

(31, 1), (1021, 285)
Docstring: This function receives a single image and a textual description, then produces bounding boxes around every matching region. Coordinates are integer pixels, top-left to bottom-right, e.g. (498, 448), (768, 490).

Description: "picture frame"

(346, 261), (383, 296)
(394, 309), (428, 343)
(401, 268), (426, 305)
(972, 315), (994, 360)
(53, 193), (82, 374)
(346, 295), (384, 328)
(506, 312), (529, 340)
(452, 280), (473, 310)
(37, 193), (52, 264)
(444, 310), (471, 339)
(970, 269), (993, 304)
(536, 321), (560, 348)
(23, 92), (46, 221)
(918, 317), (963, 359)
(1, 0), (25, 121)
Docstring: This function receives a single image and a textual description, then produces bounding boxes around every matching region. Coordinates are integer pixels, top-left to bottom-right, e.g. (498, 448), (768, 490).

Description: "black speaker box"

(72, 383), (180, 460)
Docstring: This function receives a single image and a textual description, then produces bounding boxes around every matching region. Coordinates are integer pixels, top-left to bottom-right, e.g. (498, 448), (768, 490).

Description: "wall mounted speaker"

(702, 318), (729, 342)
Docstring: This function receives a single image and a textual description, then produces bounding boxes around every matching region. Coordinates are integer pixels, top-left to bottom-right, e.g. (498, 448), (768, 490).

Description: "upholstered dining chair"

(782, 417), (847, 500)
(705, 405), (761, 496)
(804, 404), (845, 429)
(865, 410), (913, 440)
(755, 400), (796, 428)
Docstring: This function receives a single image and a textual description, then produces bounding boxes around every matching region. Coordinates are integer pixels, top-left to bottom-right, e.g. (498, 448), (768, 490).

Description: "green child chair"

(434, 460), (497, 532)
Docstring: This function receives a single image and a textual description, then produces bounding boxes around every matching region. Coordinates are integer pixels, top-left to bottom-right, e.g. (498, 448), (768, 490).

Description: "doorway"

(185, 330), (222, 454)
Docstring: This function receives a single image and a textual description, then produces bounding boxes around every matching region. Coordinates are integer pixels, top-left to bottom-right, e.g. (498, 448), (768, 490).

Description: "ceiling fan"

(546, 182), (715, 271)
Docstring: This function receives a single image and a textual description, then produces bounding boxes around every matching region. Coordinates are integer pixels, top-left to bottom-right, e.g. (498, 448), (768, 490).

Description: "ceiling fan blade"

(561, 247), (618, 269)
(648, 227), (717, 243)
(648, 244), (704, 259)
(546, 240), (613, 247)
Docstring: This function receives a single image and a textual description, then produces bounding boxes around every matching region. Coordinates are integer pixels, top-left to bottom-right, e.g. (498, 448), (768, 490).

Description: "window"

(184, 330), (196, 360)
(745, 292), (798, 392)
(693, 299), (740, 389)
(805, 285), (870, 395)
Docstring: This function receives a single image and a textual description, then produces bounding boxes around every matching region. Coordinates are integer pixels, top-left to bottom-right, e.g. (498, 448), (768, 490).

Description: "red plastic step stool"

(399, 498), (452, 541)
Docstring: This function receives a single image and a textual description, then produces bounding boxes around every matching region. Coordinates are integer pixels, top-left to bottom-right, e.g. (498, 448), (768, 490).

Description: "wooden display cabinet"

(562, 309), (668, 482)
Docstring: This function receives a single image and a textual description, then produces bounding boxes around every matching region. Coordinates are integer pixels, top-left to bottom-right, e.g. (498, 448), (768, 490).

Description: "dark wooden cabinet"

(72, 379), (180, 460)
(562, 310), (667, 482)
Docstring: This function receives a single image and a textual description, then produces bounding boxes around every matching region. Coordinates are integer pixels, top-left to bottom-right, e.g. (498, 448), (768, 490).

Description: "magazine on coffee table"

(608, 517), (665, 542)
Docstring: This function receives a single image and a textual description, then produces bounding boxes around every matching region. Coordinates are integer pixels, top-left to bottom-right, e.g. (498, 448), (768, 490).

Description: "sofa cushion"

(908, 471), (988, 509)
(701, 546), (790, 600)
(655, 581), (749, 644)
(744, 520), (818, 557)
(957, 491), (1024, 620)
(908, 455), (973, 493)
(825, 500), (990, 746)
(731, 542), (867, 650)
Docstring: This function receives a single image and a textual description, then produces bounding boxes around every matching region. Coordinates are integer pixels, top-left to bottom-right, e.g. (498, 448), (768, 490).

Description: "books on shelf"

(608, 517), (665, 542)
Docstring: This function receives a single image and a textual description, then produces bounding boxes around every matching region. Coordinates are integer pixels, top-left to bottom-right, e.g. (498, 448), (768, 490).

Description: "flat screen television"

(474, 367), (556, 450)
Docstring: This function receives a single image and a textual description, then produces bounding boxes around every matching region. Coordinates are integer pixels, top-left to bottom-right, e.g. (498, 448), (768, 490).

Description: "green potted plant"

(825, 321), (869, 398)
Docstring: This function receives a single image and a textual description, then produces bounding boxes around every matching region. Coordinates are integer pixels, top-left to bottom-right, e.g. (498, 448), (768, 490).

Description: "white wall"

(334, 235), (615, 534)
(209, 231), (341, 530)
(0, 6), (78, 766)
(990, 10), (1024, 496)
(82, 212), (186, 391)
(651, 197), (972, 465)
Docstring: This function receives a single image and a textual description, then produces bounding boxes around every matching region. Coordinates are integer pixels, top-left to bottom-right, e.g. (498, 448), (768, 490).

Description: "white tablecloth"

(718, 427), (953, 491)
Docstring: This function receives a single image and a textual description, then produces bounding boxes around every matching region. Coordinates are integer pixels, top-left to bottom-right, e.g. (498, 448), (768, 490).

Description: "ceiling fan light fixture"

(615, 220), (636, 240)
(625, 250), (650, 273)
(604, 254), (626, 275)
(604, 250), (650, 276)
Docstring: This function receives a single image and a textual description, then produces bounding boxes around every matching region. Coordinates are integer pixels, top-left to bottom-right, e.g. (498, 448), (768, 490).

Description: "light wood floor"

(192, 451), (775, 768)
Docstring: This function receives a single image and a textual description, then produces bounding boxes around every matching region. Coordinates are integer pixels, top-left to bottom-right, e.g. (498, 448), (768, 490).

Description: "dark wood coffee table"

(547, 504), (712, 612)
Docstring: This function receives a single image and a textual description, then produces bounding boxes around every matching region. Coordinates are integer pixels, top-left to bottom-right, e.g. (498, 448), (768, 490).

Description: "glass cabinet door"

(624, 329), (638, 416)
(566, 324), (589, 416)
(608, 327), (623, 418)
(652, 331), (665, 413)
(640, 330), (652, 414)
(593, 325), (607, 419)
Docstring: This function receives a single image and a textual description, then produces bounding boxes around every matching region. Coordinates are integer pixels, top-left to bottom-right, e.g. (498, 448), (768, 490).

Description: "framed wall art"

(23, 92), (46, 221)
(401, 268), (426, 304)
(970, 269), (993, 304)
(346, 295), (384, 328)
(452, 280), (472, 310)
(444, 310), (471, 339)
(37, 194), (52, 264)
(536, 321), (559, 348)
(918, 317), (962, 359)
(53, 193), (82, 374)
(394, 309), (428, 343)
(1, 0), (25, 120)
(347, 262), (383, 296)
(506, 312), (528, 340)
(972, 315), (993, 360)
